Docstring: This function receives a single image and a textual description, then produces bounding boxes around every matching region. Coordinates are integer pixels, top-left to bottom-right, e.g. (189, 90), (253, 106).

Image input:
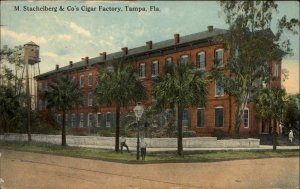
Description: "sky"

(1, 1), (299, 94)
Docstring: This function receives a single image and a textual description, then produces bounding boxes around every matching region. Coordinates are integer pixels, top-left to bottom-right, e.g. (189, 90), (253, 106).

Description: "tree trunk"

(272, 119), (277, 151)
(115, 106), (120, 152)
(228, 94), (232, 136)
(62, 110), (67, 146)
(234, 92), (249, 138)
(177, 105), (183, 156)
(234, 104), (244, 138)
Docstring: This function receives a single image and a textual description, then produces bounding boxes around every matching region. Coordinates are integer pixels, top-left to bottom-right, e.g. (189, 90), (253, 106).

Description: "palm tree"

(153, 62), (208, 156)
(44, 76), (83, 146)
(94, 61), (146, 152)
(256, 87), (286, 150)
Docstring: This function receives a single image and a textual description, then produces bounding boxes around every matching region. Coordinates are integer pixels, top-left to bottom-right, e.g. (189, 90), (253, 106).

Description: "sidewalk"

(68, 144), (300, 152)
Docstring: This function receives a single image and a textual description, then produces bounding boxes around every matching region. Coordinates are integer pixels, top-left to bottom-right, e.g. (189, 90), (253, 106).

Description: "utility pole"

(24, 45), (31, 142)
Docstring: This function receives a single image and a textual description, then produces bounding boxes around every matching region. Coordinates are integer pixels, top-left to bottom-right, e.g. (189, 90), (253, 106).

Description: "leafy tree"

(43, 77), (83, 146)
(283, 95), (299, 130)
(256, 88), (286, 150)
(215, 1), (299, 137)
(0, 85), (20, 133)
(94, 61), (146, 152)
(0, 46), (27, 135)
(153, 62), (208, 156)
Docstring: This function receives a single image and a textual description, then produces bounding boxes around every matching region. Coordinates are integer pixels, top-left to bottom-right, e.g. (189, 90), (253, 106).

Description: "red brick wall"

(36, 43), (281, 138)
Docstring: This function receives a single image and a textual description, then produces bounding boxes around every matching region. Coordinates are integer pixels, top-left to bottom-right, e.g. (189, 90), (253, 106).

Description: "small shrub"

(212, 129), (230, 139)
(182, 131), (197, 137)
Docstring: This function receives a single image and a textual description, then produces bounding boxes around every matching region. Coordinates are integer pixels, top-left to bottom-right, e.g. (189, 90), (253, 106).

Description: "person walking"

(120, 136), (130, 153)
(140, 138), (147, 160)
(288, 130), (294, 143)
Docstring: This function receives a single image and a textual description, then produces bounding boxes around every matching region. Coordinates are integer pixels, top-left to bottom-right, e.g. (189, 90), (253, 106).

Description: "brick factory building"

(35, 26), (281, 138)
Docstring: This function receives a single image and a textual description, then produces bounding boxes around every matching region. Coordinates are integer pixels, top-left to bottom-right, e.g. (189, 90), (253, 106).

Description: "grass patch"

(0, 141), (298, 164)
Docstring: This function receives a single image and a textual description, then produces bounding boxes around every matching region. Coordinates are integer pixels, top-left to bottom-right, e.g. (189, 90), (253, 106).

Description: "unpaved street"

(0, 150), (299, 189)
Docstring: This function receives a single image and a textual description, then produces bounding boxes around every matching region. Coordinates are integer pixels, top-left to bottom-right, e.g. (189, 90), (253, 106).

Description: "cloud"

(41, 52), (58, 57)
(69, 22), (91, 37)
(1, 28), (47, 45)
(57, 34), (72, 41)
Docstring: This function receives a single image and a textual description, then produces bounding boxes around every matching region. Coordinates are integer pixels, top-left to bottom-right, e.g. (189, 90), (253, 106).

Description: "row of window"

(55, 107), (249, 129)
(196, 107), (249, 128)
(138, 49), (224, 78)
(55, 113), (114, 128)
(39, 78), (224, 111)
(37, 73), (93, 91)
(78, 73), (93, 88)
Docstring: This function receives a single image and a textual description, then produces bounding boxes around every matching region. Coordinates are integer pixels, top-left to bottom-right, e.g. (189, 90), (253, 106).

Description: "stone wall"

(0, 133), (260, 148)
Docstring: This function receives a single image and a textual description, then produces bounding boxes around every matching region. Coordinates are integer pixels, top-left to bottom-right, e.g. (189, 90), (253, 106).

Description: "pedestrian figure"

(279, 123), (283, 135)
(120, 136), (130, 153)
(140, 138), (147, 160)
(288, 130), (294, 143)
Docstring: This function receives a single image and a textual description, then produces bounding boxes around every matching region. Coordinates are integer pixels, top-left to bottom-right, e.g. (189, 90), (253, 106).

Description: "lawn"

(0, 141), (298, 163)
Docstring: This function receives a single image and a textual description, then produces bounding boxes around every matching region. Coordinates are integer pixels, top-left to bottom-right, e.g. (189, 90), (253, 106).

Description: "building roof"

(24, 41), (39, 47)
(36, 28), (227, 79)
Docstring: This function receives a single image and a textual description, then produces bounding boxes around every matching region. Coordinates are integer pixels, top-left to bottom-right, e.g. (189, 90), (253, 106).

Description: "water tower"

(24, 41), (40, 108)
(24, 41), (40, 65)
(24, 41), (40, 142)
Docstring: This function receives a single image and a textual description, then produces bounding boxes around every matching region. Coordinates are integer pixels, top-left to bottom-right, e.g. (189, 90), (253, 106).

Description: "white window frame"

(165, 57), (173, 67)
(88, 73), (93, 86)
(88, 113), (93, 127)
(215, 49), (224, 67)
(79, 113), (84, 127)
(197, 52), (206, 70)
(215, 106), (224, 128)
(106, 112), (112, 128)
(151, 60), (159, 77)
(215, 80), (224, 97)
(88, 92), (93, 107)
(139, 63), (146, 78)
(244, 108), (249, 128)
(80, 74), (84, 88)
(180, 55), (189, 64)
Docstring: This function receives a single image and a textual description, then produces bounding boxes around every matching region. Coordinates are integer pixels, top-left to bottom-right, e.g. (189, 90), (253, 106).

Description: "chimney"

(56, 64), (59, 70)
(100, 52), (107, 60)
(146, 41), (152, 50)
(207, 25), (214, 32)
(121, 47), (128, 55)
(69, 61), (73, 67)
(85, 57), (89, 64)
(174, 33), (180, 44)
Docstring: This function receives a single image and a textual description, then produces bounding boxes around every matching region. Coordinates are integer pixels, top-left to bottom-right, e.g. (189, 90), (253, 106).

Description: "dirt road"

(0, 150), (299, 189)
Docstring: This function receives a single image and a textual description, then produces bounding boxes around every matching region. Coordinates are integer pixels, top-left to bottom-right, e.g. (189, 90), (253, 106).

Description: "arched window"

(215, 49), (224, 67)
(180, 55), (189, 64)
